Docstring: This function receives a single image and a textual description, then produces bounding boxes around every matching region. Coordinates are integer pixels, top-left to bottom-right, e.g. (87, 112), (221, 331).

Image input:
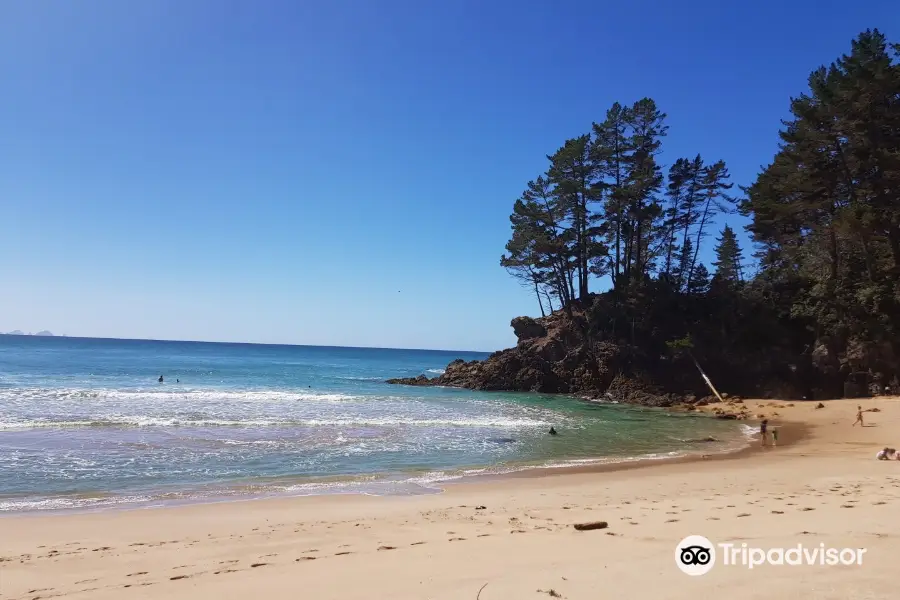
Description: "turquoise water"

(0, 336), (750, 512)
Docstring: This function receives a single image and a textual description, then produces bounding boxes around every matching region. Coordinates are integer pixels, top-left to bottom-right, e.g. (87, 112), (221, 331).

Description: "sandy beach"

(3, 397), (898, 600)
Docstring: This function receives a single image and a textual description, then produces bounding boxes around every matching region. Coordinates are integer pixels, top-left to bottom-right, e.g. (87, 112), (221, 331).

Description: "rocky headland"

(386, 293), (897, 414)
(387, 303), (714, 409)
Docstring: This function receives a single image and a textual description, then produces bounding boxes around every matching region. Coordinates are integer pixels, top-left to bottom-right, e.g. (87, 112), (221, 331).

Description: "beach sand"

(3, 397), (898, 599)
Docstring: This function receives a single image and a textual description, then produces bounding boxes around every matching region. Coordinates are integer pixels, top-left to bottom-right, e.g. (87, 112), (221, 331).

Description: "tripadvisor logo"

(676, 535), (716, 576)
(675, 535), (867, 575)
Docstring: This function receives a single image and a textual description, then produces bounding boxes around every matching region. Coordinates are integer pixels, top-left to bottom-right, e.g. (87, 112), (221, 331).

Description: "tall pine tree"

(712, 225), (744, 283)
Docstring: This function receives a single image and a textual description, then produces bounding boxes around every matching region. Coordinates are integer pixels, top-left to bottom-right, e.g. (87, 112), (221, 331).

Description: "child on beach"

(853, 405), (864, 427)
(760, 419), (768, 447)
(771, 427), (778, 446)
(876, 447), (897, 460)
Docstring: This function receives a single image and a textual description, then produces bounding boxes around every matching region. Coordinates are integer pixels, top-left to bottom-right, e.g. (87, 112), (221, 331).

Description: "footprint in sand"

(665, 519), (679, 523)
(736, 513), (751, 517)
(449, 537), (467, 542)
(170, 575), (190, 581)
(377, 546), (396, 551)
(296, 557), (317, 561)
(335, 551), (353, 556)
(840, 505), (855, 509)
(127, 572), (149, 577)
(410, 541), (427, 546)
(800, 507), (815, 511)
(250, 563), (268, 568)
(771, 511), (784, 515)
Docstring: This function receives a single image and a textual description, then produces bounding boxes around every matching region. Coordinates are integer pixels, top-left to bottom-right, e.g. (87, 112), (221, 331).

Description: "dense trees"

(501, 98), (733, 304)
(501, 29), (900, 398)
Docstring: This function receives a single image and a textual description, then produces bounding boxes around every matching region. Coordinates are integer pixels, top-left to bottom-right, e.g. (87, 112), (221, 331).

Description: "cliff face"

(386, 308), (685, 407)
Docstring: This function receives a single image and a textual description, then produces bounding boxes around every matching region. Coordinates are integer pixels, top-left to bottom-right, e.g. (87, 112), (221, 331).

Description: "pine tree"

(662, 156), (703, 283)
(687, 263), (711, 296)
(741, 28), (900, 392)
(676, 237), (693, 292)
(592, 102), (633, 290)
(687, 160), (734, 291)
(547, 136), (602, 301)
(712, 225), (744, 283)
(622, 99), (667, 285)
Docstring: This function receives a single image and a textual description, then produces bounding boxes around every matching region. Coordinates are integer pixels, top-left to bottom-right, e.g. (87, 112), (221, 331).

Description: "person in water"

(548, 426), (558, 436)
(158, 375), (164, 383)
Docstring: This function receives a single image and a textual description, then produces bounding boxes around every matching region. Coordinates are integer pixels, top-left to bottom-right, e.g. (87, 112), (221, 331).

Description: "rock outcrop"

(386, 306), (683, 407)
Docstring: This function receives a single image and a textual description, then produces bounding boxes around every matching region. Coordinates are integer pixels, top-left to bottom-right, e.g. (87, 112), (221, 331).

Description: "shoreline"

(0, 410), (761, 518)
(2, 397), (894, 600)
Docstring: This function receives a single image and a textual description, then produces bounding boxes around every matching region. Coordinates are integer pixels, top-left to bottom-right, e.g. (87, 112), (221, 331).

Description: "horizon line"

(0, 332), (493, 355)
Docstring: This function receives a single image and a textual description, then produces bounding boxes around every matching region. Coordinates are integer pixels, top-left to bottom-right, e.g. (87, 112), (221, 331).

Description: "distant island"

(389, 29), (900, 405)
(2, 330), (54, 337)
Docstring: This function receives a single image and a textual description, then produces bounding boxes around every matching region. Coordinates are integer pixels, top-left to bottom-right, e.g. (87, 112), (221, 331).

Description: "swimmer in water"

(548, 426), (557, 436)
(158, 375), (164, 383)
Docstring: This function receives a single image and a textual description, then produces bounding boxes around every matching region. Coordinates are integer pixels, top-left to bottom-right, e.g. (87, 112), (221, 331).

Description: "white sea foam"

(0, 415), (551, 431)
(0, 387), (356, 404)
(740, 424), (758, 439)
(426, 368), (446, 374)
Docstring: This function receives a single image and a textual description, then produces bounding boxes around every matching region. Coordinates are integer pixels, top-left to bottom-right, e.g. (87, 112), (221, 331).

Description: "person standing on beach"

(853, 405), (864, 427)
(760, 419), (768, 447)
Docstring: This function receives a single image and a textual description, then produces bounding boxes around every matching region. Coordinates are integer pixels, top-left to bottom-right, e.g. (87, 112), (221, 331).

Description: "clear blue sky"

(1, 1), (896, 351)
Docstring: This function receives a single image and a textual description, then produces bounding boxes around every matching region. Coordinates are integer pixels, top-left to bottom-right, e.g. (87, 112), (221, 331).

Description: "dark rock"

(815, 402), (826, 409)
(385, 374), (435, 386)
(385, 302), (762, 408)
(510, 316), (547, 342)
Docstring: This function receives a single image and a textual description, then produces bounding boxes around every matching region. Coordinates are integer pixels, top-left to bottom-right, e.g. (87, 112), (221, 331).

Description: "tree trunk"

(533, 278), (546, 317)
(688, 197), (713, 292)
(543, 289), (555, 312)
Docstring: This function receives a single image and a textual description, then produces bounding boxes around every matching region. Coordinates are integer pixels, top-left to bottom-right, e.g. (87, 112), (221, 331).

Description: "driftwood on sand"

(572, 521), (608, 531)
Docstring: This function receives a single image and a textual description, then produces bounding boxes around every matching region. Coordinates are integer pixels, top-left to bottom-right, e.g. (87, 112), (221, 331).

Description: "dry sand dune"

(2, 397), (898, 599)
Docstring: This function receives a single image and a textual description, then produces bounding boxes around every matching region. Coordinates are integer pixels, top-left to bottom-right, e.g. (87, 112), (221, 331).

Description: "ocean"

(0, 335), (750, 512)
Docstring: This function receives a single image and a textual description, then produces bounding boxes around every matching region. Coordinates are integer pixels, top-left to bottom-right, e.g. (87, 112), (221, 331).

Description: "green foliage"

(500, 29), (900, 398)
(712, 225), (744, 283)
